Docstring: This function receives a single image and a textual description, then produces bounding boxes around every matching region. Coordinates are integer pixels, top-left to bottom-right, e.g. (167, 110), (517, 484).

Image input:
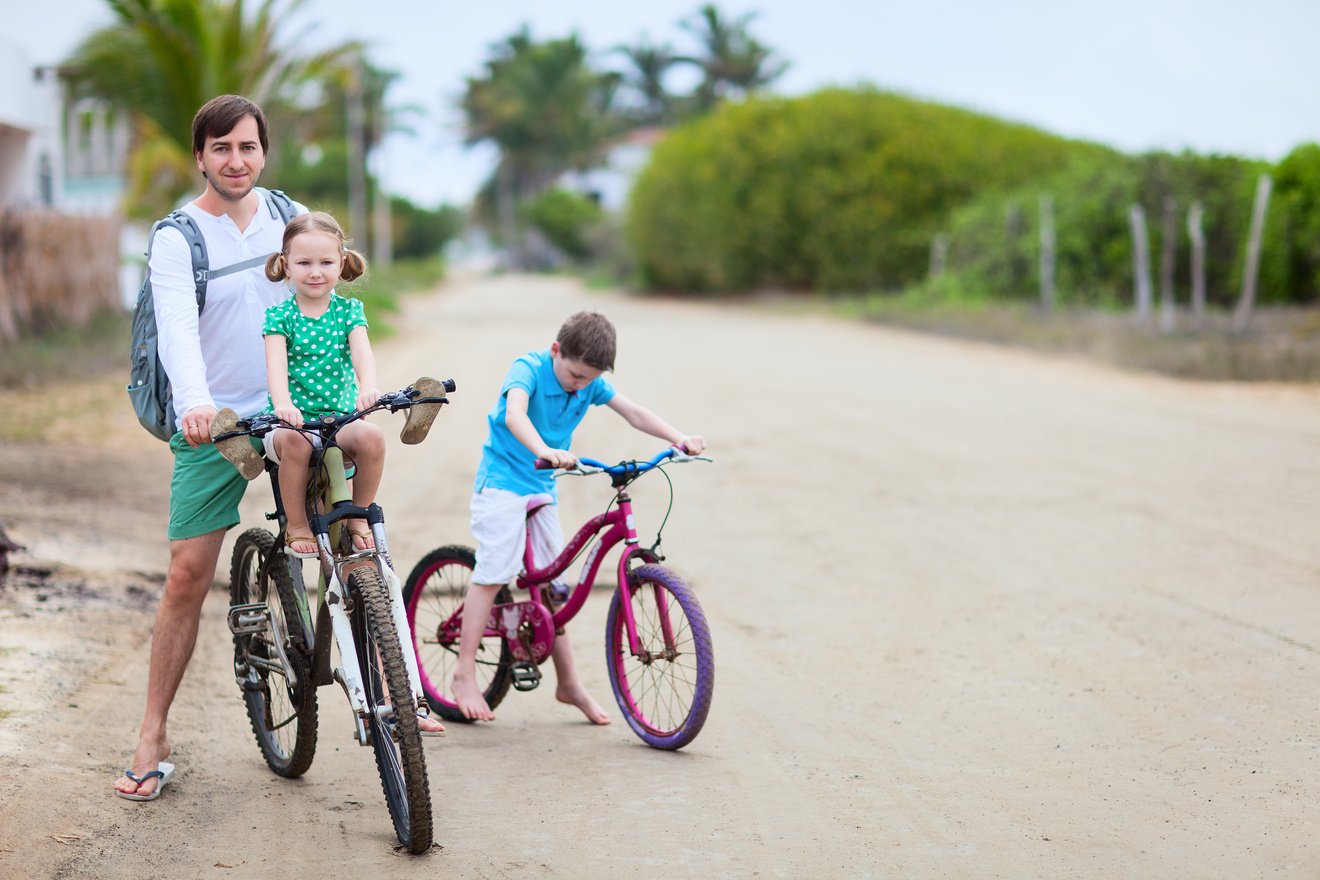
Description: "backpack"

(127, 187), (297, 441)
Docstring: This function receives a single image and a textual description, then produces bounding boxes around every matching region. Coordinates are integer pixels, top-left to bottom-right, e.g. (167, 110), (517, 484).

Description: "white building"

(0, 37), (129, 214)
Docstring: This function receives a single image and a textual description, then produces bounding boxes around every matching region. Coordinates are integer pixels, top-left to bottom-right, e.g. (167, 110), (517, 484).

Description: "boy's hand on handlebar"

(676, 435), (706, 455)
(357, 387), (381, 410)
(539, 448), (578, 469)
(273, 404), (303, 427)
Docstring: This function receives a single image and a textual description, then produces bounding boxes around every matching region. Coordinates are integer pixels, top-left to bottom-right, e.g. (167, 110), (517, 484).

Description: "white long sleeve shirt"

(150, 192), (305, 430)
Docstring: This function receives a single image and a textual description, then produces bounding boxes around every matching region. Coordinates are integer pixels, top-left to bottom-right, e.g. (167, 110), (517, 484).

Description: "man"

(114, 94), (300, 801)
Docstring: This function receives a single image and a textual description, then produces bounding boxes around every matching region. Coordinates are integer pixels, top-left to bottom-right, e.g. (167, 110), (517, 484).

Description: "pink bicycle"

(402, 448), (714, 750)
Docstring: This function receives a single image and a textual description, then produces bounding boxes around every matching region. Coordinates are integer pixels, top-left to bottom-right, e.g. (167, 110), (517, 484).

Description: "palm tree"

(462, 27), (624, 268)
(680, 3), (788, 112)
(62, 0), (360, 218)
(613, 36), (690, 125)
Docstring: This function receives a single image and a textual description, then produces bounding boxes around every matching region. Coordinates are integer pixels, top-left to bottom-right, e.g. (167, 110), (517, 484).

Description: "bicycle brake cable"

(647, 464), (677, 560)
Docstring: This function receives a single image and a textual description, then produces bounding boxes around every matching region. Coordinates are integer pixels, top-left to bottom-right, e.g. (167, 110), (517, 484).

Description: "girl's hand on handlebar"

(357, 387), (381, 410)
(274, 404), (303, 427)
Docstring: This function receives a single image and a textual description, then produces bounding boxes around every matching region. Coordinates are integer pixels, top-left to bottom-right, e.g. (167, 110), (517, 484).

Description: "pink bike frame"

(513, 493), (656, 656)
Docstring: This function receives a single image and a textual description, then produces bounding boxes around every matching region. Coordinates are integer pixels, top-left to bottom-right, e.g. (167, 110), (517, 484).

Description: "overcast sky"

(9, 0), (1320, 206)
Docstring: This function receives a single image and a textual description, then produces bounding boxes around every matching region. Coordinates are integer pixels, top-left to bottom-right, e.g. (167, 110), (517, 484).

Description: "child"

(451, 311), (707, 723)
(260, 211), (385, 558)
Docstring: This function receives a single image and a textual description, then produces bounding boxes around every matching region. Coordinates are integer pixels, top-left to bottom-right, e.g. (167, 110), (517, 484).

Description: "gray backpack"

(127, 187), (296, 441)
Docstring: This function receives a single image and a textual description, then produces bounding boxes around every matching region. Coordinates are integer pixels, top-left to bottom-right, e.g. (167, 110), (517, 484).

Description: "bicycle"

(402, 448), (714, 750)
(211, 376), (454, 854)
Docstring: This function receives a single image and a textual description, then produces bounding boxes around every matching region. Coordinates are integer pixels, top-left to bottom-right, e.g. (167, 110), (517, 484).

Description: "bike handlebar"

(534, 447), (712, 478)
(213, 377), (455, 441)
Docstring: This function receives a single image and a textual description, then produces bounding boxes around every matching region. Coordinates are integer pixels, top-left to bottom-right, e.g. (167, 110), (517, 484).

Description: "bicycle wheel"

(349, 567), (433, 854)
(229, 528), (318, 777)
(403, 546), (513, 722)
(605, 564), (714, 750)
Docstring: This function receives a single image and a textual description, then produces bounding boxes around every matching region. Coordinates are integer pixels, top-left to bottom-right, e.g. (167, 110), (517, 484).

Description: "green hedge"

(627, 87), (1110, 292)
(930, 151), (1298, 307)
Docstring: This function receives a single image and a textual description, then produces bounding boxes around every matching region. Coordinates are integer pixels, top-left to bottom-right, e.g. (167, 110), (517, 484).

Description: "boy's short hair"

(557, 311), (616, 372)
(191, 94), (269, 157)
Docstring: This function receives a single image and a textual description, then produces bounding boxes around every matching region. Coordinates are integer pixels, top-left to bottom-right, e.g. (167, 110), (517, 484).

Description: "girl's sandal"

(400, 377), (447, 445)
(349, 529), (376, 551)
(211, 408), (265, 481)
(284, 535), (318, 559)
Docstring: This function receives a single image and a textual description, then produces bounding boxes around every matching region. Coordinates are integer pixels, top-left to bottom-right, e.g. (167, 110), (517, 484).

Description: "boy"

(451, 311), (706, 723)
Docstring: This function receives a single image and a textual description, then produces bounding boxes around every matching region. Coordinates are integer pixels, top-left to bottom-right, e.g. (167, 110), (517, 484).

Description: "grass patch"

(0, 309), (130, 390)
(845, 291), (1320, 382)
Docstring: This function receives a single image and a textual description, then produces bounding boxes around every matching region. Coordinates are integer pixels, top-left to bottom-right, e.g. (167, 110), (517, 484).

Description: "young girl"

(261, 211), (385, 558)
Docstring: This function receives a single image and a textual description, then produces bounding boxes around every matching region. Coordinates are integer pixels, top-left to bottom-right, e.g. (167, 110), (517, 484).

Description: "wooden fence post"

(1232, 173), (1272, 332)
(1039, 195), (1056, 313)
(1187, 201), (1206, 323)
(1129, 204), (1153, 320)
(1159, 196), (1177, 333)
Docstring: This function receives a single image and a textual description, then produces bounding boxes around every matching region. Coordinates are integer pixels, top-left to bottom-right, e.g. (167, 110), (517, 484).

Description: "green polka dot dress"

(262, 293), (368, 419)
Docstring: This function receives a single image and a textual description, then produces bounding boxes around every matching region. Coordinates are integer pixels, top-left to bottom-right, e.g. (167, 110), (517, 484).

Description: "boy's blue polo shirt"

(474, 348), (615, 497)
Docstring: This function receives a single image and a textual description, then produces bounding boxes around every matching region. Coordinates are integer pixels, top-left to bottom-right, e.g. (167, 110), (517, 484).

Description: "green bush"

(627, 87), (1109, 292)
(391, 198), (465, 261)
(522, 188), (604, 260)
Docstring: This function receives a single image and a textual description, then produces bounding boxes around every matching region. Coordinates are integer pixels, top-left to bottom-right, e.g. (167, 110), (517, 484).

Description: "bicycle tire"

(349, 566), (433, 854)
(402, 545), (513, 722)
(605, 564), (714, 750)
(229, 528), (318, 777)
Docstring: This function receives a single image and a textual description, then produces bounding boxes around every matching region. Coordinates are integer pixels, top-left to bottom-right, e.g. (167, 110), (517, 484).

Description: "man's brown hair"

(191, 94), (269, 157)
(556, 311), (616, 372)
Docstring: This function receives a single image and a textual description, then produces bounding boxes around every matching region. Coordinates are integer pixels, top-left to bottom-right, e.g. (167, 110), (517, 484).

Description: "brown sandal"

(211, 408), (265, 481)
(400, 377), (447, 445)
(284, 534), (318, 559)
(349, 528), (375, 550)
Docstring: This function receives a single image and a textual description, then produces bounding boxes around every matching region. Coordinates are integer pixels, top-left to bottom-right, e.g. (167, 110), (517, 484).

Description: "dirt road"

(3, 273), (1320, 878)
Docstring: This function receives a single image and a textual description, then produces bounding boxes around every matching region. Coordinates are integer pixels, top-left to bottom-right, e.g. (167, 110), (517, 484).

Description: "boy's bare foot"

(556, 682), (611, 725)
(114, 736), (172, 799)
(451, 672), (495, 721)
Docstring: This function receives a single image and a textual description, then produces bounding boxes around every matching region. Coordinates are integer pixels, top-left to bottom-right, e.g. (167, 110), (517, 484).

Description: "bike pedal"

(510, 662), (541, 692)
(227, 603), (269, 635)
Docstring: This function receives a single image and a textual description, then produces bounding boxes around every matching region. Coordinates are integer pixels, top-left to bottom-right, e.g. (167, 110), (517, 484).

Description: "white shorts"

(470, 488), (564, 586)
(262, 427), (321, 465)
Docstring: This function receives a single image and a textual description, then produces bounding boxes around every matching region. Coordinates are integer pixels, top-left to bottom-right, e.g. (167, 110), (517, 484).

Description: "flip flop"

(348, 529), (376, 551)
(211, 408), (265, 480)
(284, 535), (318, 559)
(400, 377), (447, 446)
(115, 761), (176, 802)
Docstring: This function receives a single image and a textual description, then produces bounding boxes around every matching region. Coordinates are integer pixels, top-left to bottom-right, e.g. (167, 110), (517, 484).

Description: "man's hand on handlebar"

(181, 405), (218, 448)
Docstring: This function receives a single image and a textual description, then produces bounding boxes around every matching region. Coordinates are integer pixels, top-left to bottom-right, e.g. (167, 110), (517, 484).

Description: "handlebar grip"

(441, 378), (456, 393)
(534, 459), (553, 470)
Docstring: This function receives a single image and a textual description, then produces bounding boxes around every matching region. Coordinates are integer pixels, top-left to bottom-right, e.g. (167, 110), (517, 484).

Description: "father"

(113, 94), (304, 800)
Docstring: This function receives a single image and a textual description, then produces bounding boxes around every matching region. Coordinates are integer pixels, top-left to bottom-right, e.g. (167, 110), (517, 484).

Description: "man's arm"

(606, 394), (706, 455)
(151, 225), (214, 424)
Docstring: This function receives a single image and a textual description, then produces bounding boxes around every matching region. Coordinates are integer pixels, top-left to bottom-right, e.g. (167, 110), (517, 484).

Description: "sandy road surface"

(2, 273), (1320, 878)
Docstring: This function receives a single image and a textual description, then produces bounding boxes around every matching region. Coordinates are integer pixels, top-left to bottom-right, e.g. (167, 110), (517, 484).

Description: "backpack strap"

(150, 189), (296, 315)
(147, 210), (209, 314)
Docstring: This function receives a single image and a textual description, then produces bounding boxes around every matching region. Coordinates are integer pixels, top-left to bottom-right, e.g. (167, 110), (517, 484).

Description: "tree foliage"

(628, 87), (1101, 292)
(63, 0), (360, 218)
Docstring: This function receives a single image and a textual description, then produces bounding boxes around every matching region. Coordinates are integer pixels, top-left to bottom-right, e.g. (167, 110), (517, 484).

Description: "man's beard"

(204, 167), (258, 202)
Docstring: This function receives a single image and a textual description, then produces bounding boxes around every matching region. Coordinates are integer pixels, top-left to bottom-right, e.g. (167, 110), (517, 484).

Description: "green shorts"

(167, 432), (259, 540)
